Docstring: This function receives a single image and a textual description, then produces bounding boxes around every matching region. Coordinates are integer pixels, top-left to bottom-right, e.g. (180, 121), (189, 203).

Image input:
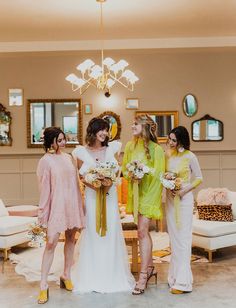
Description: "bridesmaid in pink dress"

(37, 127), (85, 304)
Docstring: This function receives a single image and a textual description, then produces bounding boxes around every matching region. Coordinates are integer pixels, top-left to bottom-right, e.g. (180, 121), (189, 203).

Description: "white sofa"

(192, 190), (236, 262)
(0, 199), (37, 261)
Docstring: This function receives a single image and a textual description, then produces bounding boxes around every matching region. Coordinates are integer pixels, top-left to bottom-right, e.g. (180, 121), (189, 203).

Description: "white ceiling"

(0, 0), (236, 51)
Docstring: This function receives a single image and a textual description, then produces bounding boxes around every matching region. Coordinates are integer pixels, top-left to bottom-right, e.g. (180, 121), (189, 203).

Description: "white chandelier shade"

(65, 1), (139, 95)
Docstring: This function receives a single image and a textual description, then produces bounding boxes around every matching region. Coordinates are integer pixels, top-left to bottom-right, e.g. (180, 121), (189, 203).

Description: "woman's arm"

(76, 158), (98, 191)
(174, 153), (203, 198)
(37, 159), (51, 227)
(121, 142), (131, 179)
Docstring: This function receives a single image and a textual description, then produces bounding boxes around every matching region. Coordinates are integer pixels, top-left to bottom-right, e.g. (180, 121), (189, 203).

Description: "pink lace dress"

(37, 152), (85, 237)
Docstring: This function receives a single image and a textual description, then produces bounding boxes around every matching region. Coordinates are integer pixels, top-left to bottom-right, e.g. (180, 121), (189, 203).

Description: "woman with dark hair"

(71, 118), (135, 293)
(122, 114), (165, 295)
(37, 127), (85, 304)
(165, 126), (203, 294)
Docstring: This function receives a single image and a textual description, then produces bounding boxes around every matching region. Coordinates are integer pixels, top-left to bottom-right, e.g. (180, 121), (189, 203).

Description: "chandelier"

(65, 0), (139, 95)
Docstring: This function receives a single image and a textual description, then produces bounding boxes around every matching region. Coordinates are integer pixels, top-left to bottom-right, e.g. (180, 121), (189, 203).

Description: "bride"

(71, 117), (135, 293)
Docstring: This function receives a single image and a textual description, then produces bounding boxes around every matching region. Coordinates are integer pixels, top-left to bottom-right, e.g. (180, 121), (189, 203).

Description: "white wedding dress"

(71, 141), (135, 293)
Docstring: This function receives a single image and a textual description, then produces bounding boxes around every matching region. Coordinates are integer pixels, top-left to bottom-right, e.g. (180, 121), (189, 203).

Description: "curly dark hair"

(43, 126), (65, 153)
(169, 126), (190, 150)
(85, 118), (110, 147)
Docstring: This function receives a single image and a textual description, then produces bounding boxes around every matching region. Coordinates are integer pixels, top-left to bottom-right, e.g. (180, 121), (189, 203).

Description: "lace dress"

(71, 141), (135, 293)
(165, 149), (203, 291)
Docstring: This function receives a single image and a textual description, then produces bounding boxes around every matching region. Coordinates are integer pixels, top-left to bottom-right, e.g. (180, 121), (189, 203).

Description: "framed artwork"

(9, 88), (23, 106)
(62, 116), (78, 134)
(84, 104), (92, 114)
(126, 98), (139, 110)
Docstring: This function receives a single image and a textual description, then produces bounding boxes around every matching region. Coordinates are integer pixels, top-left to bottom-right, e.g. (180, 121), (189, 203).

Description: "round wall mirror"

(182, 94), (198, 117)
(98, 111), (121, 141)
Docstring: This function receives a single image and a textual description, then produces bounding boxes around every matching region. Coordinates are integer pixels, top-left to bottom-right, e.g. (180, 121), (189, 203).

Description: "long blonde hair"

(134, 114), (158, 159)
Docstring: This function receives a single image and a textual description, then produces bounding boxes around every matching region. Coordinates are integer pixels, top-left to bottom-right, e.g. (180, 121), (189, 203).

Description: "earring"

(178, 146), (184, 153)
(48, 146), (55, 154)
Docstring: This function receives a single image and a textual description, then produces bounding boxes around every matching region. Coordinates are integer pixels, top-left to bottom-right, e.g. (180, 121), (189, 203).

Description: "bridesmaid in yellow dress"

(165, 126), (202, 294)
(122, 114), (165, 295)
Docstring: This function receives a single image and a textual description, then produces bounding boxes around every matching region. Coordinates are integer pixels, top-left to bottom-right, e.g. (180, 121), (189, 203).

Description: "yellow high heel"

(60, 277), (73, 291)
(170, 288), (184, 294)
(37, 288), (49, 304)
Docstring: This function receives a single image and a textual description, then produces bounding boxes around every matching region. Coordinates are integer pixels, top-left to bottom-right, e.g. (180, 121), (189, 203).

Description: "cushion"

(193, 216), (236, 237)
(0, 199), (9, 217)
(197, 204), (233, 222)
(228, 191), (236, 219)
(0, 216), (36, 236)
(7, 205), (39, 217)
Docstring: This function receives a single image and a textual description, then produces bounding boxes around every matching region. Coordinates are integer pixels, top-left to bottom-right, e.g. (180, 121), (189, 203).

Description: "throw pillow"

(197, 204), (233, 222)
(228, 191), (236, 220)
(0, 199), (9, 217)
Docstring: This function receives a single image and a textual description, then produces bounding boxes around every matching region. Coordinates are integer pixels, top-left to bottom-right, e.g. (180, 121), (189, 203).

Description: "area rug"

(9, 231), (208, 282)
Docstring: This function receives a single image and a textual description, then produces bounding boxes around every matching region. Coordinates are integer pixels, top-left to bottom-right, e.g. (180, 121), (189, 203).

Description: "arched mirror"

(0, 103), (12, 146)
(192, 114), (223, 142)
(98, 111), (121, 140)
(136, 111), (179, 143)
(182, 94), (198, 117)
(27, 99), (83, 148)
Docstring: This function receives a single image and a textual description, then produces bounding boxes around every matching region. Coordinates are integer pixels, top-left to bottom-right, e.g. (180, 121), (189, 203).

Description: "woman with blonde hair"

(122, 114), (165, 295)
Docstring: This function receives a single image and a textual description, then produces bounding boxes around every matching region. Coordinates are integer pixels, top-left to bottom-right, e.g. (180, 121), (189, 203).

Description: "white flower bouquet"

(160, 172), (182, 191)
(85, 161), (117, 188)
(126, 160), (151, 180)
(27, 222), (47, 248)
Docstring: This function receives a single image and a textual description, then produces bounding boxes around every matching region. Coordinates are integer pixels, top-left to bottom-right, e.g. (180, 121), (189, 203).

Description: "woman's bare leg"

(40, 232), (60, 290)
(62, 228), (77, 280)
(134, 214), (152, 289)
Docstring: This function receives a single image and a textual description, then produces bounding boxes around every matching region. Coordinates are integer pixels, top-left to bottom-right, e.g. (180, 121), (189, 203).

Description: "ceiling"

(0, 0), (236, 51)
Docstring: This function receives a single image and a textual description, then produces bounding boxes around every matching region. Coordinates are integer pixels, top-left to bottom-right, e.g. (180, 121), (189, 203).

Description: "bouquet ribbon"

(96, 187), (107, 236)
(133, 180), (139, 224)
(174, 195), (181, 229)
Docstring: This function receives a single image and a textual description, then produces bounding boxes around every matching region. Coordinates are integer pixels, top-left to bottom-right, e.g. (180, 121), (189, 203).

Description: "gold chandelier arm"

(107, 73), (134, 91)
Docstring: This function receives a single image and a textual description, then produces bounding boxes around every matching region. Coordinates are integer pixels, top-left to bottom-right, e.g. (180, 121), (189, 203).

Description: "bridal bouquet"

(126, 160), (151, 180)
(84, 161), (117, 188)
(27, 222), (47, 248)
(160, 172), (182, 191)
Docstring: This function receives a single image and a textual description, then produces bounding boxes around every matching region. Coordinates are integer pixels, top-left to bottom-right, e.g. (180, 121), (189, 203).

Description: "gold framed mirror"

(182, 93), (198, 117)
(136, 111), (179, 143)
(0, 103), (12, 146)
(98, 111), (121, 141)
(192, 114), (223, 142)
(27, 99), (83, 148)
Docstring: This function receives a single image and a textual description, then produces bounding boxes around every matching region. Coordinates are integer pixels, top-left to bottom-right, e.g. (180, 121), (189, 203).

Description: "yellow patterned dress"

(165, 149), (203, 292)
(122, 138), (165, 220)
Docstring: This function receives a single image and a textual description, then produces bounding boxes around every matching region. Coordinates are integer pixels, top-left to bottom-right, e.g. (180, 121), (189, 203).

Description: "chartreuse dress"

(122, 139), (165, 220)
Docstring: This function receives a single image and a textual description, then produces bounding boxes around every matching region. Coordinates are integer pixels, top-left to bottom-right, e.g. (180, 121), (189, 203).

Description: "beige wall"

(1, 48), (236, 204)
(1, 151), (236, 206)
(0, 48), (236, 154)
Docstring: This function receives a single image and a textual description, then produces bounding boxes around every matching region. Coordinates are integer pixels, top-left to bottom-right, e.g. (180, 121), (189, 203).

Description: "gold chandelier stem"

(100, 2), (104, 73)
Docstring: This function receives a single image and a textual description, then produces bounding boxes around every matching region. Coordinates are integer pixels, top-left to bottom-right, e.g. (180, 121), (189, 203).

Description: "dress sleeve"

(72, 146), (84, 161)
(121, 141), (131, 179)
(36, 157), (51, 227)
(190, 153), (203, 189)
(109, 140), (122, 155)
(141, 145), (165, 214)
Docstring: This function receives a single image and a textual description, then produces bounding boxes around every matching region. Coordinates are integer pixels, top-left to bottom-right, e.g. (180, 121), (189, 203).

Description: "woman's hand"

(131, 176), (141, 184)
(171, 188), (186, 198)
